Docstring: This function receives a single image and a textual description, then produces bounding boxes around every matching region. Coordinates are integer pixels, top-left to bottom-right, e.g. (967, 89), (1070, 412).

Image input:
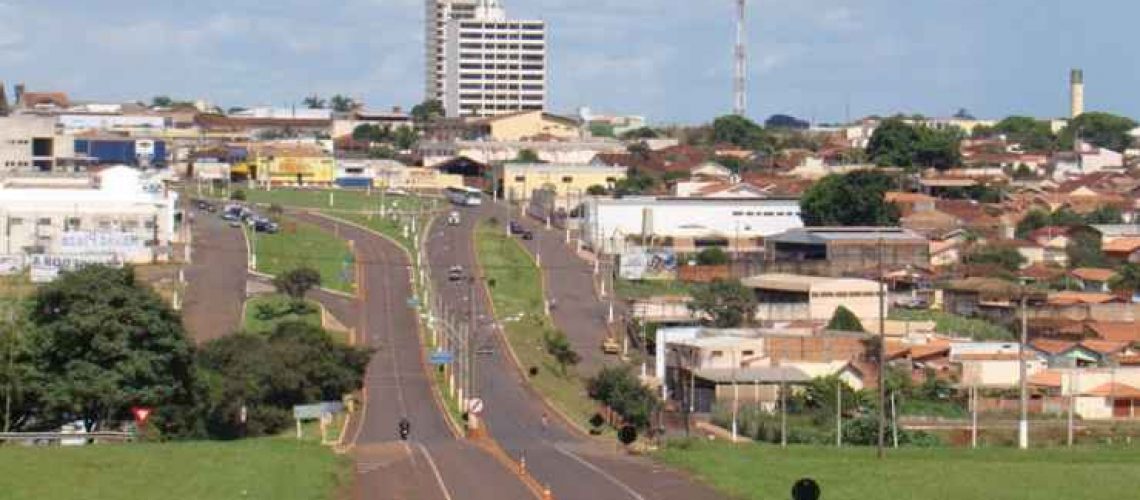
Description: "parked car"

(520, 230), (533, 240)
(228, 219), (242, 228)
(254, 220), (279, 234)
(448, 211), (461, 226)
(448, 265), (464, 281)
(509, 221), (524, 235)
(385, 187), (409, 196)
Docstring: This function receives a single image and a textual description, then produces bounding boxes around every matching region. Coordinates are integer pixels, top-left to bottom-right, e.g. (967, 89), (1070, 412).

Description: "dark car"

(521, 230), (533, 240)
(448, 266), (464, 281)
(509, 221), (524, 235)
(254, 220), (279, 234)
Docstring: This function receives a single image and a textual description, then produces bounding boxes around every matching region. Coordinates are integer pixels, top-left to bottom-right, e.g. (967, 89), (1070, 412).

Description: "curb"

(310, 211), (466, 440)
(469, 217), (594, 439)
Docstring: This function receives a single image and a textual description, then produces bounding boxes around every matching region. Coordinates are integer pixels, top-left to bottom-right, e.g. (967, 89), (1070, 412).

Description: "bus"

(446, 186), (483, 206)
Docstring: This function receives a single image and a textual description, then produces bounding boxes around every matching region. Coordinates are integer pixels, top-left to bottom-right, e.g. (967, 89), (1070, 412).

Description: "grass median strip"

(0, 438), (348, 500)
(656, 439), (1140, 500)
(249, 219), (354, 293)
(243, 294), (322, 334)
(474, 220), (598, 427)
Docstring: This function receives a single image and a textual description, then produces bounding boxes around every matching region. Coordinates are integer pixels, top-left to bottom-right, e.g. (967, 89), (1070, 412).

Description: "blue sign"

(293, 401), (346, 420)
(429, 350), (454, 365)
(406, 297), (421, 307)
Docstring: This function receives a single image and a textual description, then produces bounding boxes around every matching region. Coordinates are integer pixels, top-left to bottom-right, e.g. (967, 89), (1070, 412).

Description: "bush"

(230, 189), (247, 201)
(696, 247), (729, 266)
(587, 365), (659, 430)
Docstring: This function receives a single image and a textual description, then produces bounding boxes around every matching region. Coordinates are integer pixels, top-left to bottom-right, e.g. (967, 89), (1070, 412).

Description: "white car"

(447, 211), (461, 225)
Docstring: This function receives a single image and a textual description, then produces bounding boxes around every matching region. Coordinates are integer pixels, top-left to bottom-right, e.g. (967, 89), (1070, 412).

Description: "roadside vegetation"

(0, 437), (348, 500)
(249, 220), (354, 293)
(473, 220), (596, 426)
(243, 294), (321, 334)
(656, 439), (1140, 500)
(890, 309), (1013, 341)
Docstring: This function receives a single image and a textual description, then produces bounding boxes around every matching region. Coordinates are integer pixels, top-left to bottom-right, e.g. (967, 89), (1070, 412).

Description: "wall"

(489, 111), (579, 141)
(497, 163), (625, 202)
(257, 156), (335, 186)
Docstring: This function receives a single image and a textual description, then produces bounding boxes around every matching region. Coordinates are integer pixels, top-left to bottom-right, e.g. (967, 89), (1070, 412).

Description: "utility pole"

(836, 381), (842, 448)
(1018, 292), (1029, 450)
(877, 237), (887, 459)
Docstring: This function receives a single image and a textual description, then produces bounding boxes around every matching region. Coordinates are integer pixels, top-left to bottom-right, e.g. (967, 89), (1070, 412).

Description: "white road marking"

(417, 442), (454, 500)
(553, 443), (646, 500)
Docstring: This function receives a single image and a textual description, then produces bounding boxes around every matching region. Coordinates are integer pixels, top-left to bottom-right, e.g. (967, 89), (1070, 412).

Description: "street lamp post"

(1018, 293), (1029, 450)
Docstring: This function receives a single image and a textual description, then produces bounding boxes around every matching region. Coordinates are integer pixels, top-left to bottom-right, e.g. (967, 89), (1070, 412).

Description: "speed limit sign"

(466, 398), (485, 415)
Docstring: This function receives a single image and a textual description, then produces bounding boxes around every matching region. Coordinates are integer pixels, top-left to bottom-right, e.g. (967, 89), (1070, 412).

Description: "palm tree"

(302, 95), (326, 109)
(329, 94), (357, 113)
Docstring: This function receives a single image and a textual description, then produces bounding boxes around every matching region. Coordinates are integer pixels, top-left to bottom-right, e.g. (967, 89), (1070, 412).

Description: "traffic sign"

(466, 398), (484, 415)
(131, 406), (153, 425)
(429, 350), (454, 365)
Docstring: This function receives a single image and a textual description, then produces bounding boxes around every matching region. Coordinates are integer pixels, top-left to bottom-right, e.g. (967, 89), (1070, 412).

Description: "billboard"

(0, 255), (23, 275)
(59, 231), (146, 257)
(619, 247), (678, 281)
(27, 253), (123, 283)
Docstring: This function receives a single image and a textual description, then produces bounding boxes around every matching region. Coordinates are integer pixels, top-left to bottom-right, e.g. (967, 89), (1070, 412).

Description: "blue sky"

(1, 0), (1137, 125)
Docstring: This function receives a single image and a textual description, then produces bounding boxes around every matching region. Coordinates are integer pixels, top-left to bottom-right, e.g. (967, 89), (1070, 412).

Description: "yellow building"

(494, 163), (626, 202)
(250, 145), (335, 186)
(478, 111), (582, 141)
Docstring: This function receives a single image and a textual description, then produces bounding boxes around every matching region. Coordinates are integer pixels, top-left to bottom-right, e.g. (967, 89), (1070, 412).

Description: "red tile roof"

(1070, 268), (1117, 283)
(1082, 382), (1140, 398)
(1103, 238), (1140, 255)
(1030, 339), (1075, 355)
(1085, 322), (1140, 343)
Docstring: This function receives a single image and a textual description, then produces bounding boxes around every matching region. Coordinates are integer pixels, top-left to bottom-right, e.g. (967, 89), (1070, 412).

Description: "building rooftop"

(1070, 267), (1118, 283)
(595, 196), (800, 206)
(768, 227), (926, 245)
(741, 273), (878, 293)
(692, 366), (811, 384)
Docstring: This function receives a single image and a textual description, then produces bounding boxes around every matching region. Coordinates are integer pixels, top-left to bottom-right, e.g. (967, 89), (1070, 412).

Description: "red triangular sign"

(132, 407), (153, 424)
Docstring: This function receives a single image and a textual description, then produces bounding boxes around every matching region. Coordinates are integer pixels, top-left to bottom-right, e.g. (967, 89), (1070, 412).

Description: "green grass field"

(0, 438), (348, 500)
(243, 294), (322, 334)
(250, 220), (354, 293)
(615, 278), (697, 300)
(890, 309), (1013, 341)
(474, 221), (598, 427)
(656, 439), (1140, 500)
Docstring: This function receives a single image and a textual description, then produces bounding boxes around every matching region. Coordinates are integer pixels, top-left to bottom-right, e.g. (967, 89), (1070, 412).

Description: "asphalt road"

(291, 212), (533, 500)
(182, 208), (247, 343)
(427, 202), (723, 500)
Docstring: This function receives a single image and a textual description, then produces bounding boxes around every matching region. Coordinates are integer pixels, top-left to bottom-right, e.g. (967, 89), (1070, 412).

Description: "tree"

(1, 300), (35, 432)
(329, 94), (357, 113)
(544, 330), (580, 376)
(587, 365), (659, 430)
(511, 149), (541, 164)
(230, 189), (246, 201)
(619, 127), (659, 140)
(764, 114), (809, 130)
(613, 167), (656, 196)
(1060, 112), (1138, 152)
(24, 266), (198, 434)
(866, 118), (960, 169)
(267, 203), (284, 223)
(589, 122), (615, 138)
(1015, 209), (1051, 238)
(964, 246), (1026, 272)
(688, 279), (756, 328)
(711, 115), (769, 150)
(274, 267), (322, 302)
(151, 96), (174, 108)
(953, 108), (976, 120)
(352, 124), (391, 144)
(1084, 205), (1124, 225)
(866, 118), (920, 167)
(302, 95), (326, 109)
(197, 321), (370, 438)
(800, 170), (900, 226)
(393, 127), (418, 151)
(696, 247), (729, 266)
(1109, 263), (1140, 296)
(798, 376), (865, 416)
(586, 185), (608, 196)
(826, 306), (865, 332)
(1067, 231), (1110, 269)
(411, 100), (445, 124)
(993, 116), (1057, 151)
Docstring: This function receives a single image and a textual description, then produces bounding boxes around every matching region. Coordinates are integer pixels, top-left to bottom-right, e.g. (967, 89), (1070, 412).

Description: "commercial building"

(764, 227), (929, 277)
(581, 196), (803, 255)
(477, 110), (580, 141)
(742, 273), (885, 323)
(494, 163), (625, 202)
(443, 1), (546, 117)
(248, 145), (335, 187)
(420, 138), (624, 167)
(0, 115), (79, 172)
(0, 166), (179, 267)
(426, 0), (479, 105)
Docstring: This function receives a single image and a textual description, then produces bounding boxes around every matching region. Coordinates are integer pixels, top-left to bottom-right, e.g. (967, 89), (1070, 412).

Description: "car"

(228, 220), (242, 228)
(447, 211), (461, 226)
(448, 265), (464, 281)
(196, 201), (208, 210)
(205, 203), (217, 213)
(508, 221), (524, 235)
(521, 230), (533, 240)
(385, 187), (409, 196)
(221, 212), (239, 221)
(254, 220), (279, 233)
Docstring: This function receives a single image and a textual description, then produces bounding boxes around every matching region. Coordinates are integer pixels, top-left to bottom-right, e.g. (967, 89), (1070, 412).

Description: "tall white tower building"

(435, 0), (547, 118)
(426, 1), (478, 106)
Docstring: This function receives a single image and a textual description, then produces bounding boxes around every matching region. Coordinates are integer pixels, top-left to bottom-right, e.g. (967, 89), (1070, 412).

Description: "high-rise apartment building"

(425, 1), (478, 106)
(428, 0), (547, 118)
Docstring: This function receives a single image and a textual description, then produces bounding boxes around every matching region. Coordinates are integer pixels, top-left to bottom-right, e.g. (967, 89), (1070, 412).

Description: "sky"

(2, 0), (1138, 125)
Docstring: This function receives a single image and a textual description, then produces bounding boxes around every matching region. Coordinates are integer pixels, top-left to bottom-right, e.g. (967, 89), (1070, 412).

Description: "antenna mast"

(733, 0), (747, 116)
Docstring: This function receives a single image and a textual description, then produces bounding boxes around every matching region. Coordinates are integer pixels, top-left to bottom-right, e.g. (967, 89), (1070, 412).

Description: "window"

(514, 176), (526, 182)
(8, 218), (22, 226)
(561, 176), (573, 183)
(742, 350), (755, 357)
(710, 350), (724, 358)
(66, 217), (81, 229)
(144, 220), (156, 229)
(37, 217), (51, 226)
(732, 211), (743, 216)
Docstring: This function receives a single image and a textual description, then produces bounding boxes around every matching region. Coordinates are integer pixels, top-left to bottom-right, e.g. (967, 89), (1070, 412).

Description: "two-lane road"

(426, 203), (722, 500)
(291, 212), (533, 500)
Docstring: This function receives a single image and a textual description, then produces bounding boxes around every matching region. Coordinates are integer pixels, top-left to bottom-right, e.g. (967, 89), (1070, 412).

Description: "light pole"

(1017, 291), (1029, 450)
(877, 237), (887, 459)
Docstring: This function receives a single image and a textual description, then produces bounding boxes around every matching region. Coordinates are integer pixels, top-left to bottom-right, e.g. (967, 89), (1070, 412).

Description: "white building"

(426, 0), (479, 105)
(443, 0), (547, 117)
(582, 197), (804, 255)
(0, 166), (179, 266)
(420, 138), (625, 167)
(58, 114), (167, 134)
(742, 273), (885, 323)
(0, 115), (78, 173)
